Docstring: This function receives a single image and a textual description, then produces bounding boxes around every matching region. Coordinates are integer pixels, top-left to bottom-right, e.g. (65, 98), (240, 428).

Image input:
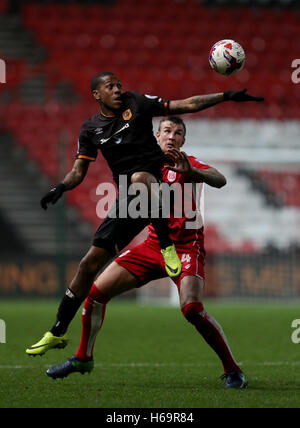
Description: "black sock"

(50, 288), (83, 337)
(151, 217), (173, 249)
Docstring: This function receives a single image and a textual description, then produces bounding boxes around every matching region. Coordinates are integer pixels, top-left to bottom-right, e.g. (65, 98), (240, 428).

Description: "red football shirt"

(148, 155), (211, 243)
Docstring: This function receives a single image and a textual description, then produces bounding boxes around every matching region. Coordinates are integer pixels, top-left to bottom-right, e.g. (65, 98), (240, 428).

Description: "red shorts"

(115, 238), (205, 290)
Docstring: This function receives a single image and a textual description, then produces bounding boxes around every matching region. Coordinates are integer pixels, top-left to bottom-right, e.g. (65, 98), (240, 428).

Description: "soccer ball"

(209, 39), (245, 76)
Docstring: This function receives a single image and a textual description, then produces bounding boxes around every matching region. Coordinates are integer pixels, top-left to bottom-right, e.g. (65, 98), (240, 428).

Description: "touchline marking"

(0, 361), (300, 369)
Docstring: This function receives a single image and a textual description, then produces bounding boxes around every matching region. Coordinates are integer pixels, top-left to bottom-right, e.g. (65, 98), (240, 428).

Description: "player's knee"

(131, 171), (155, 186)
(181, 302), (205, 325)
(131, 171), (146, 184)
(88, 283), (111, 305)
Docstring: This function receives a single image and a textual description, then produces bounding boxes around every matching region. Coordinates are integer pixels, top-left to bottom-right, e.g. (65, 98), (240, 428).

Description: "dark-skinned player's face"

(92, 74), (123, 114)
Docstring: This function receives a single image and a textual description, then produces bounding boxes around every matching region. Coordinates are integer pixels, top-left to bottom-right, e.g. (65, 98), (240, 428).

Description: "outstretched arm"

(169, 93), (224, 114)
(169, 88), (264, 114)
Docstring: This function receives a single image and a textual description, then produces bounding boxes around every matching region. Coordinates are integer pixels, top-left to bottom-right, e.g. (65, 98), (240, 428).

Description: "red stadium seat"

(257, 170), (300, 207)
(0, 0), (8, 14)
(20, 1), (300, 118)
(3, 1), (299, 230)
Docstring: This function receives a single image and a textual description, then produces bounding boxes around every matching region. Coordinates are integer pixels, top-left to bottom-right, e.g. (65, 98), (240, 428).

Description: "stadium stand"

(0, 132), (92, 256)
(205, 163), (300, 251)
(0, 0), (299, 298)
(0, 200), (27, 255)
(256, 170), (300, 207)
(14, 0), (300, 120)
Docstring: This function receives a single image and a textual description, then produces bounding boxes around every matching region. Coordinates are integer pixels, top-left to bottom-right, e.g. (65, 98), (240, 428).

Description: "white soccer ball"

(209, 39), (245, 76)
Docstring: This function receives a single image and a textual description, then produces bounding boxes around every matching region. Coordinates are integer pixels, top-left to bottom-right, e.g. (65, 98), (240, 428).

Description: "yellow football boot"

(161, 244), (182, 278)
(26, 332), (68, 356)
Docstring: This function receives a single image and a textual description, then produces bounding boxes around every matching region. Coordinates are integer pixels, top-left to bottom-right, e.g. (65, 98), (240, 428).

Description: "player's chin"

(112, 100), (122, 109)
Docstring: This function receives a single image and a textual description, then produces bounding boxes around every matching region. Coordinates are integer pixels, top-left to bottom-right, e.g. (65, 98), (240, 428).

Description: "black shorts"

(92, 197), (151, 256)
(92, 168), (163, 255)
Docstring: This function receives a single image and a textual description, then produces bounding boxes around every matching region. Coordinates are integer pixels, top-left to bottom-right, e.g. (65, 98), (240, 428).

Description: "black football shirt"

(76, 91), (170, 183)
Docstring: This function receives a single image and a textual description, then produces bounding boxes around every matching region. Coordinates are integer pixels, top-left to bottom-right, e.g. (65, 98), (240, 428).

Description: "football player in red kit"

(47, 117), (247, 389)
(26, 71), (263, 357)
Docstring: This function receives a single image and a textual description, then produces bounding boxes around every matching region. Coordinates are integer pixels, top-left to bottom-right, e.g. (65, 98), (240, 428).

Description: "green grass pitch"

(0, 299), (300, 408)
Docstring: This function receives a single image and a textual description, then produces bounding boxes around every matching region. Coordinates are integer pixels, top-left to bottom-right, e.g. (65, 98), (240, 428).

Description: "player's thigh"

(179, 275), (205, 309)
(93, 203), (150, 255)
(94, 261), (139, 299)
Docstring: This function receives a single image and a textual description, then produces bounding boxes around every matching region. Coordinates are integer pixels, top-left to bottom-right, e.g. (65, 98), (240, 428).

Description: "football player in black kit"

(26, 71), (263, 356)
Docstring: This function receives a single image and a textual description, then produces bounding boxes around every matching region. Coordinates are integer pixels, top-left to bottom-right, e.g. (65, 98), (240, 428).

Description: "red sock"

(75, 283), (110, 362)
(182, 302), (241, 373)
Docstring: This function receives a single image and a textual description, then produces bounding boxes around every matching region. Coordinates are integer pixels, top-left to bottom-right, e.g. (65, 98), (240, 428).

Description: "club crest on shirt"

(167, 170), (177, 182)
(122, 109), (132, 121)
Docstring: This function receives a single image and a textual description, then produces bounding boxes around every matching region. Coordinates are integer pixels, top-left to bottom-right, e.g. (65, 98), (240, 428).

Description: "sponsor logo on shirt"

(99, 123), (130, 144)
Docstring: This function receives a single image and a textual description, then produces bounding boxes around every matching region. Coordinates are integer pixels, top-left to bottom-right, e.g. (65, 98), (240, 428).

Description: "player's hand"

(224, 88), (264, 102)
(165, 149), (193, 176)
(40, 183), (66, 210)
(164, 148), (180, 167)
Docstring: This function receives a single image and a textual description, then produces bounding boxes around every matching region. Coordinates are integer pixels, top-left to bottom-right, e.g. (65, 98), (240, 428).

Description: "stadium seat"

(0, 0), (8, 14)
(16, 1), (300, 117)
(1, 0), (298, 239)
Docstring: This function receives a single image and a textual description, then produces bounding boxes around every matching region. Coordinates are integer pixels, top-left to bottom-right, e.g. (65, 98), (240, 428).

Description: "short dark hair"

(90, 71), (115, 92)
(158, 116), (186, 136)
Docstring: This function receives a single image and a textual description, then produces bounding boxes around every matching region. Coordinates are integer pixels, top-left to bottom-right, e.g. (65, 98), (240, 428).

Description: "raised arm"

(168, 88), (264, 114)
(40, 158), (90, 210)
(165, 150), (226, 188)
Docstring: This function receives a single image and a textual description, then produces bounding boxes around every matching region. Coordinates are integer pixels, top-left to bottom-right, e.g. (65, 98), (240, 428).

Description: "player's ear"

(92, 89), (101, 101)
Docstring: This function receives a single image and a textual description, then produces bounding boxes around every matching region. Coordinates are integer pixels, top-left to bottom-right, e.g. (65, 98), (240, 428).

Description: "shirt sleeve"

(132, 91), (169, 117)
(75, 124), (98, 162)
(189, 156), (211, 170)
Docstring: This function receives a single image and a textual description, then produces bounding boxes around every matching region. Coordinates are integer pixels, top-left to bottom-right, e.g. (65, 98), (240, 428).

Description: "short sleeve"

(75, 124), (97, 162)
(189, 156), (211, 170)
(131, 91), (169, 117)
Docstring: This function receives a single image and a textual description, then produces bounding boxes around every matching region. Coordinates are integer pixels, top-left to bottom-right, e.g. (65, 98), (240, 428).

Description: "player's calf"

(75, 283), (110, 362)
(181, 302), (242, 377)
